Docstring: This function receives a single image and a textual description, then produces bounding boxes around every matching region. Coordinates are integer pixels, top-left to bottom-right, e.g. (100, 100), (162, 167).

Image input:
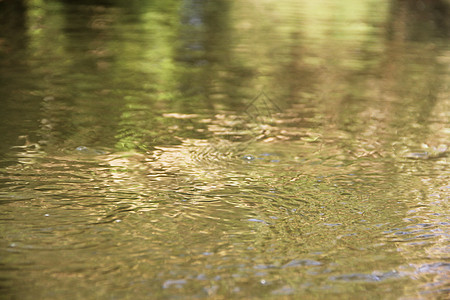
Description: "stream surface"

(0, 0), (449, 299)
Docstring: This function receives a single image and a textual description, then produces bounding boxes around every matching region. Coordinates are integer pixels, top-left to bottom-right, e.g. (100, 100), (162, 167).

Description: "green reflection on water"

(0, 0), (449, 299)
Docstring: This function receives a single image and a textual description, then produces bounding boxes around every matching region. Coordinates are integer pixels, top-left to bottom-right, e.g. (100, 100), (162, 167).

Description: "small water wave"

(75, 146), (108, 156)
(329, 271), (401, 282)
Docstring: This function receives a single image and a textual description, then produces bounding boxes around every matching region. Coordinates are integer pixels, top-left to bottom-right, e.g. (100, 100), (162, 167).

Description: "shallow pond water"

(0, 0), (449, 299)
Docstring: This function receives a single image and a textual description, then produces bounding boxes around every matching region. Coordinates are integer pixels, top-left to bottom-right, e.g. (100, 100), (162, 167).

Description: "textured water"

(0, 0), (449, 299)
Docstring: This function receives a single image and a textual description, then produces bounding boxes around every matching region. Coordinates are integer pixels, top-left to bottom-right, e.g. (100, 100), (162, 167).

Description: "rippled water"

(1, 0), (449, 299)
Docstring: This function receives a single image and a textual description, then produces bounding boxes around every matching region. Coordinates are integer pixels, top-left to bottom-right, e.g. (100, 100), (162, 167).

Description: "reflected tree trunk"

(0, 0), (31, 155)
(388, 0), (449, 41)
(0, 0), (27, 56)
(383, 0), (449, 139)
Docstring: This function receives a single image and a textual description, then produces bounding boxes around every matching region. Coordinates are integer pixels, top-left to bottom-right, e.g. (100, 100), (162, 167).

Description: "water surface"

(0, 0), (449, 299)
